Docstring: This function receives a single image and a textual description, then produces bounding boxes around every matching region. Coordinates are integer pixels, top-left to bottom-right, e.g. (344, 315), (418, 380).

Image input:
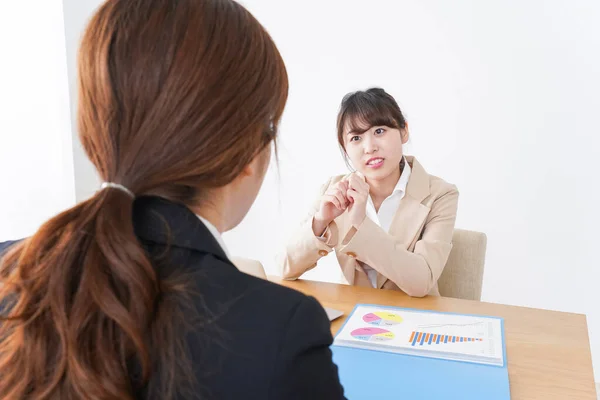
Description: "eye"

(350, 135), (361, 142)
(375, 127), (385, 135)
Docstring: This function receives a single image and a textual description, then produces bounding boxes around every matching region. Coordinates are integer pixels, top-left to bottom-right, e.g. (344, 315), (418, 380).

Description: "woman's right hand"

(312, 180), (350, 236)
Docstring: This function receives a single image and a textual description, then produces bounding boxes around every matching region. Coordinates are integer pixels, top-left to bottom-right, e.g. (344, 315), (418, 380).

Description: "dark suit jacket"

(0, 240), (18, 256)
(0, 197), (345, 399)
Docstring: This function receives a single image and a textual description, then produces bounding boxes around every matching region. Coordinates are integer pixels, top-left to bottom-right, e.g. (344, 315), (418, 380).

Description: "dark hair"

(0, 0), (288, 399)
(336, 88), (406, 164)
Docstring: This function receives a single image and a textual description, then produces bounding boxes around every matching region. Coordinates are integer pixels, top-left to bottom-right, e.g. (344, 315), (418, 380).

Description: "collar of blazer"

(403, 156), (431, 203)
(132, 196), (232, 266)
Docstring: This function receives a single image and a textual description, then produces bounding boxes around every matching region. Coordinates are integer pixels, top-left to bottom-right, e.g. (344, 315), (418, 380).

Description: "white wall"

(226, 0), (600, 380)
(0, 0), (75, 240)
(62, 0), (103, 202)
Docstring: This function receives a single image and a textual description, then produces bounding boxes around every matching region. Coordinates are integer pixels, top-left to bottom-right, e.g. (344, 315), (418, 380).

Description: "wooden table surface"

(270, 277), (597, 400)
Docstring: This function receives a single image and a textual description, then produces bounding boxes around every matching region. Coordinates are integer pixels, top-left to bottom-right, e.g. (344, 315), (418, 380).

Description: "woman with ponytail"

(0, 0), (345, 399)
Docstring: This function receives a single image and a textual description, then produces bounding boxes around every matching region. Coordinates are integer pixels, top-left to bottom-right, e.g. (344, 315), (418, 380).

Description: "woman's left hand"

(345, 172), (370, 228)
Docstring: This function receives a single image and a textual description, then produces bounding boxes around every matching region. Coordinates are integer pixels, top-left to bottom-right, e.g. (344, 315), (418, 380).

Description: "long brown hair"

(0, 0), (288, 398)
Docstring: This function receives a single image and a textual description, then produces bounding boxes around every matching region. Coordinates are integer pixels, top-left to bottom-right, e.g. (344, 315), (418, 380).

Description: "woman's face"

(343, 122), (408, 182)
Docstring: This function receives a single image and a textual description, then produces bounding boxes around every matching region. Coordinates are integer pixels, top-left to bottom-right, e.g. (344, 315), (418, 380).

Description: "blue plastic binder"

(331, 304), (511, 400)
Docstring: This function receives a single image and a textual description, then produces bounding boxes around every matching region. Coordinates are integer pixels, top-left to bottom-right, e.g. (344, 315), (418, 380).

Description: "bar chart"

(409, 331), (483, 346)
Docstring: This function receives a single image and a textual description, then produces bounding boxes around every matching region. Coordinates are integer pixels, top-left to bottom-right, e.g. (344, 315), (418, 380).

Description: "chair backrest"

(230, 257), (267, 279)
(437, 229), (487, 301)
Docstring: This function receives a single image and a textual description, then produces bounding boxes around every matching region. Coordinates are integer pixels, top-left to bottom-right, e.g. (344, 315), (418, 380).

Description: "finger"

(339, 188), (351, 207)
(324, 194), (342, 210)
(352, 172), (367, 187)
(347, 174), (358, 189)
(332, 194), (343, 210)
(329, 188), (344, 205)
(326, 188), (341, 197)
(347, 188), (365, 203)
(334, 191), (348, 208)
(333, 187), (346, 198)
(349, 174), (367, 193)
(337, 180), (349, 193)
(346, 189), (358, 202)
(346, 188), (355, 203)
(358, 183), (371, 195)
(336, 188), (349, 202)
(354, 175), (369, 193)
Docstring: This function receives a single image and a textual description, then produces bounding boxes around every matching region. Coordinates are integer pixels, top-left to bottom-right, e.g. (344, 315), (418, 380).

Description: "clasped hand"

(313, 173), (370, 236)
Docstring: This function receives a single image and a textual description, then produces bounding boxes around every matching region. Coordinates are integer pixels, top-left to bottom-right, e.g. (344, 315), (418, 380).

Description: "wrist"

(350, 211), (366, 229)
(312, 213), (331, 236)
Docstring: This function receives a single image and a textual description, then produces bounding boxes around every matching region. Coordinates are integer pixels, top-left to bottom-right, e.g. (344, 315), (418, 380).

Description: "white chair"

(437, 229), (487, 301)
(230, 257), (267, 279)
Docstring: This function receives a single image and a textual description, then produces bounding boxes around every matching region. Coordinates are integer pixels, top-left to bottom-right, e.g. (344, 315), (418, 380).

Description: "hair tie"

(100, 182), (135, 198)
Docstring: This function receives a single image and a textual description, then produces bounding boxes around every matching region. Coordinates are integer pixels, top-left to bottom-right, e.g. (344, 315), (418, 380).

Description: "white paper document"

(333, 305), (504, 366)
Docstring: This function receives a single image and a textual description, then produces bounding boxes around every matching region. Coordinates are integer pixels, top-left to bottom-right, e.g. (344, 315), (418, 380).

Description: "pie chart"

(363, 311), (403, 326)
(351, 327), (395, 342)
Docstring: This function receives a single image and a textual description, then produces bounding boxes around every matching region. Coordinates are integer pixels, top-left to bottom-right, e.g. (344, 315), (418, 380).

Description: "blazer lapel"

(375, 156), (431, 289)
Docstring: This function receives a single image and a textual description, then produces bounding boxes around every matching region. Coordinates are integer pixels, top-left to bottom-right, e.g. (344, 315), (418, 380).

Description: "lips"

(366, 157), (384, 168)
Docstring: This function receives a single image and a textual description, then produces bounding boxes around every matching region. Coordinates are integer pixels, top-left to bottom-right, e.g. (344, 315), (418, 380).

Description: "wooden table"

(270, 277), (597, 400)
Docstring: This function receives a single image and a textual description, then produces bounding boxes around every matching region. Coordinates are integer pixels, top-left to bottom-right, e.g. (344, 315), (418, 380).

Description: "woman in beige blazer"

(280, 88), (459, 297)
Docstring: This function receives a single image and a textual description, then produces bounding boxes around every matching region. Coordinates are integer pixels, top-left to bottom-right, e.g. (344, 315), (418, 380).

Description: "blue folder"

(331, 304), (511, 400)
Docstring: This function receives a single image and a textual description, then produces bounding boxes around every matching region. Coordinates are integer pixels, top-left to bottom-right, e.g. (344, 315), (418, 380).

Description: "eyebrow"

(347, 125), (386, 135)
(346, 128), (369, 135)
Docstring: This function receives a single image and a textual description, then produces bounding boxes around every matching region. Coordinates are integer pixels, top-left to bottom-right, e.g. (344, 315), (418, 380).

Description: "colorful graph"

(363, 311), (403, 326)
(351, 327), (395, 342)
(409, 331), (483, 346)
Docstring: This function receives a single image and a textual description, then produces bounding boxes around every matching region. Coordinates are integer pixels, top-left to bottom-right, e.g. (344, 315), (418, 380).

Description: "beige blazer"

(278, 156), (459, 297)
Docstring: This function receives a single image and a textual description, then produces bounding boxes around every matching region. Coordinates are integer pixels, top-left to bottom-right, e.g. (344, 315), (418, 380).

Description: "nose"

(363, 135), (378, 154)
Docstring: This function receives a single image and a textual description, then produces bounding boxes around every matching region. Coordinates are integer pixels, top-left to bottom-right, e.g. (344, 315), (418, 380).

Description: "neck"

(367, 163), (402, 201)
(192, 191), (227, 233)
(196, 207), (225, 233)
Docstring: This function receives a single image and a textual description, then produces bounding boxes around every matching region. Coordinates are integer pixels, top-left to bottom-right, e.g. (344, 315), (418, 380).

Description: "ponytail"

(0, 188), (186, 399)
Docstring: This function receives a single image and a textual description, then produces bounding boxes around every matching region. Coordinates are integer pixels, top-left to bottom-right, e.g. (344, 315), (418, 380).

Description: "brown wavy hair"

(0, 0), (288, 399)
